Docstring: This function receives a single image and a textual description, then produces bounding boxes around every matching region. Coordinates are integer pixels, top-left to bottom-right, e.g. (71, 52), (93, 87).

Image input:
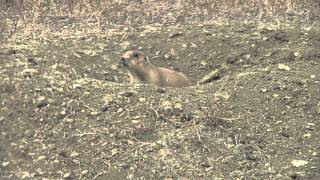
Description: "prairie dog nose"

(121, 57), (128, 66)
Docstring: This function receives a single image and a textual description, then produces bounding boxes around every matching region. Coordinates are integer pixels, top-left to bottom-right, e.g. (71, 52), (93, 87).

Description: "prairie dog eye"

(133, 52), (139, 58)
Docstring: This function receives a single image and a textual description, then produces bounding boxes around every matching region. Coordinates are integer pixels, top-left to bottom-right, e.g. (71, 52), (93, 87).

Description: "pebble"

(90, 111), (100, 116)
(291, 160), (308, 167)
(278, 64), (291, 71)
(117, 108), (124, 114)
(139, 98), (146, 102)
(230, 170), (243, 178)
(63, 172), (70, 178)
(169, 32), (184, 38)
(72, 83), (82, 89)
(161, 101), (173, 111)
(200, 61), (208, 66)
(53, 160), (59, 164)
(316, 102), (320, 114)
(303, 133), (311, 138)
(36, 96), (48, 108)
(5, 49), (16, 55)
(110, 64), (119, 70)
(70, 151), (80, 157)
(37, 155), (46, 161)
(22, 68), (39, 77)
(174, 103), (183, 111)
(2, 161), (10, 167)
(198, 69), (221, 84)
(119, 91), (134, 97)
(156, 88), (166, 93)
(287, 171), (299, 179)
(81, 170), (88, 175)
(200, 161), (211, 168)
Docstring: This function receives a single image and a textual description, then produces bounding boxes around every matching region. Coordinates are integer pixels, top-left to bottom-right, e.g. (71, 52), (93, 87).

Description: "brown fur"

(121, 50), (192, 87)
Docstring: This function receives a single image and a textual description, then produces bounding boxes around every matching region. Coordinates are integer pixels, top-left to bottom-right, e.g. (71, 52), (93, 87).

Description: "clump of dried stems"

(1, 0), (319, 41)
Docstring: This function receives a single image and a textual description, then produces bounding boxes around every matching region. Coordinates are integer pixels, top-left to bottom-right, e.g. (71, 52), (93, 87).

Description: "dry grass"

(0, 0), (319, 41)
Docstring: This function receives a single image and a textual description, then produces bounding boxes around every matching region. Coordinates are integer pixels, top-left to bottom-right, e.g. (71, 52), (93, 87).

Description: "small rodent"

(121, 50), (192, 87)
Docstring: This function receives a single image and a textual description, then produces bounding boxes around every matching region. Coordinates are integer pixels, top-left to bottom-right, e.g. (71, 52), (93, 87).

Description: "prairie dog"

(121, 50), (192, 87)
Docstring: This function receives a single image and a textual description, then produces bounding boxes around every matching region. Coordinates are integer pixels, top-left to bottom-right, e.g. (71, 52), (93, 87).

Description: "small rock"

(205, 166), (214, 172)
(307, 122), (316, 126)
(310, 75), (316, 79)
(110, 64), (119, 70)
(53, 159), (59, 164)
(200, 161), (211, 168)
(169, 32), (184, 38)
(36, 96), (48, 108)
(81, 170), (88, 175)
(161, 101), (172, 110)
(198, 69), (221, 84)
(191, 42), (198, 48)
(139, 98), (146, 102)
(164, 54), (170, 59)
(22, 68), (39, 77)
(51, 63), (58, 69)
(90, 111), (100, 116)
(287, 51), (295, 61)
(180, 111), (193, 122)
(278, 64), (291, 71)
(119, 91), (134, 97)
(227, 56), (238, 64)
(5, 49), (16, 55)
(63, 172), (70, 178)
(72, 83), (82, 89)
(174, 103), (183, 111)
(37, 155), (46, 161)
(2, 161), (10, 167)
(27, 57), (38, 65)
(155, 51), (161, 55)
(230, 170), (243, 178)
(243, 54), (251, 59)
(70, 151), (80, 157)
(291, 160), (308, 167)
(117, 108), (124, 114)
(316, 102), (320, 114)
(287, 171), (299, 179)
(200, 60), (208, 66)
(303, 133), (311, 138)
(64, 118), (74, 123)
(111, 148), (118, 156)
(73, 52), (81, 58)
(100, 104), (110, 112)
(265, 52), (272, 57)
(157, 88), (166, 93)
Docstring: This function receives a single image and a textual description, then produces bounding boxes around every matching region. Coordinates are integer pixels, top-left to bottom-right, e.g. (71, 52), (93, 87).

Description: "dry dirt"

(0, 18), (320, 179)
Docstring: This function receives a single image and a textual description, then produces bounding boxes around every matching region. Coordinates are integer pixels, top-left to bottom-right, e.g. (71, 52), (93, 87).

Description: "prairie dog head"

(121, 50), (150, 69)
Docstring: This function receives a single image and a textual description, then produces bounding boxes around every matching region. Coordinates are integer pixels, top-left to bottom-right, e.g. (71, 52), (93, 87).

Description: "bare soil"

(0, 19), (319, 179)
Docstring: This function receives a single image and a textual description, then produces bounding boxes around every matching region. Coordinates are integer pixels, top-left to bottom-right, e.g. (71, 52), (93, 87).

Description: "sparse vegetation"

(1, 0), (319, 41)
